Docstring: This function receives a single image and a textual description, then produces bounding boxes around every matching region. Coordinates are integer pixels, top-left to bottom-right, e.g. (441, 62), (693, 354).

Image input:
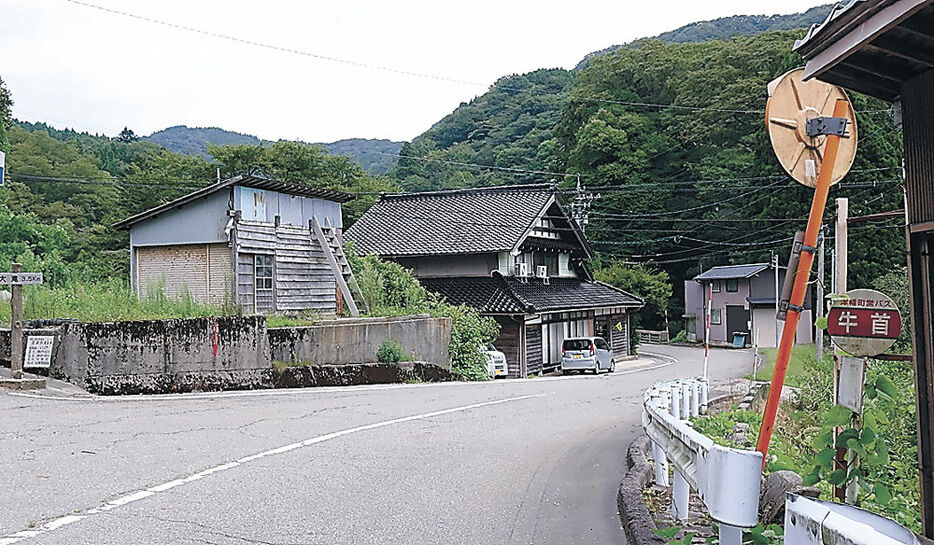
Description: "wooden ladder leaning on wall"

(309, 217), (367, 317)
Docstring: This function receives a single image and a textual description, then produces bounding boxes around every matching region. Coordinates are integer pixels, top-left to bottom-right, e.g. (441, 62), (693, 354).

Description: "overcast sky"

(0, 0), (823, 143)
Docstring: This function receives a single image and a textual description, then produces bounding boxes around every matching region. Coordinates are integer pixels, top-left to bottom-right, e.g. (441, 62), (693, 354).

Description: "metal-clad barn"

(114, 175), (359, 315)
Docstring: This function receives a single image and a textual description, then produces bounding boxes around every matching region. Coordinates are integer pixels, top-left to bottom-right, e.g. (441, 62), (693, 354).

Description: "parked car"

(482, 344), (508, 378)
(560, 337), (615, 374)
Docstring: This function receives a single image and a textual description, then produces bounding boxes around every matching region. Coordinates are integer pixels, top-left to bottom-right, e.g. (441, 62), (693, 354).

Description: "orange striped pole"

(755, 98), (850, 467)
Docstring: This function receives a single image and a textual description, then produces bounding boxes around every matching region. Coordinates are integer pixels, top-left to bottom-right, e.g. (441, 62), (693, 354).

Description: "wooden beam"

(802, 0), (931, 82)
(863, 42), (934, 69)
(310, 217), (359, 317)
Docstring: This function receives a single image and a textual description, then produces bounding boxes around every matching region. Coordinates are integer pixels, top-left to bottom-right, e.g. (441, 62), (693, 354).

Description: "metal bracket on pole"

(806, 116), (850, 138)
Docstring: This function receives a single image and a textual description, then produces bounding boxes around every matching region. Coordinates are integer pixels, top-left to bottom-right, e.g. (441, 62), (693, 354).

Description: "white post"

(690, 382), (700, 418)
(681, 383), (690, 419)
(699, 378), (708, 415)
(703, 283), (712, 378)
(773, 252), (780, 348)
(816, 229), (825, 363)
(719, 524), (742, 545)
(652, 442), (670, 487)
(671, 469), (690, 521)
(670, 385), (681, 419)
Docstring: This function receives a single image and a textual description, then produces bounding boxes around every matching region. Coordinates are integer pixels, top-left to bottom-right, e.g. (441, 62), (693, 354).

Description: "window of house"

(726, 278), (739, 292)
(711, 280), (721, 293)
(533, 252), (558, 277)
(710, 308), (722, 325)
(255, 255), (274, 292)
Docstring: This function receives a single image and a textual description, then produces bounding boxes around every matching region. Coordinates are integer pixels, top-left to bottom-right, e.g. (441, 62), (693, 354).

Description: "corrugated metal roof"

(113, 175), (354, 230)
(694, 263), (771, 281)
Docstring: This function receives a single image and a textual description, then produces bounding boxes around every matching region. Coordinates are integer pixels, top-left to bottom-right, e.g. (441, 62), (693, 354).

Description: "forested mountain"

(145, 126), (260, 156)
(0, 3), (907, 331)
(389, 29), (905, 324)
(144, 125), (404, 175)
(575, 4), (831, 69)
(1, 87), (397, 284)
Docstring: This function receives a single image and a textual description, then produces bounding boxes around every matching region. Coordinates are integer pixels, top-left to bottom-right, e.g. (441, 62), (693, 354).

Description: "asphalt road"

(0, 345), (754, 545)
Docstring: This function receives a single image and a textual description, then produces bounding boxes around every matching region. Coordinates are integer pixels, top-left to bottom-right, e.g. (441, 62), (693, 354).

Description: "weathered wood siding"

(494, 316), (522, 378)
(235, 220), (337, 314)
(137, 244), (229, 304)
(274, 224), (336, 312)
(610, 313), (630, 359)
(525, 323), (543, 375)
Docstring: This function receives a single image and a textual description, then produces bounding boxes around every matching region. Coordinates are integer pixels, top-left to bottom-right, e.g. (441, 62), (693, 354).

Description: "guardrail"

(784, 494), (920, 545)
(636, 329), (669, 344)
(642, 377), (763, 545)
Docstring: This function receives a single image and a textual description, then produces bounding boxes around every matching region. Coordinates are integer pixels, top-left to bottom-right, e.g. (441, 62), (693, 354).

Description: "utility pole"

(816, 229), (825, 363)
(772, 251), (780, 348)
(833, 197), (852, 502)
(570, 175), (597, 235)
(10, 263), (23, 380)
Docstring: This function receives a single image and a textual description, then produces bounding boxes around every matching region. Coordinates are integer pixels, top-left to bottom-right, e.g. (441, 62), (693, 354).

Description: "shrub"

(346, 244), (499, 380)
(377, 339), (407, 364)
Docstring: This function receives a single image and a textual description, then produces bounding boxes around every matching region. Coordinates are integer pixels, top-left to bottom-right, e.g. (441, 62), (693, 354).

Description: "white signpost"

(24, 336), (55, 369)
(0, 150), (5, 186)
(1, 264), (44, 384)
(0, 272), (44, 286)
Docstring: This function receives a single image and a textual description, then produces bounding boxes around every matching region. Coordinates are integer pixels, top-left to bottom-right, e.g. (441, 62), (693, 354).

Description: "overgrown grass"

(699, 350), (921, 532)
(0, 278), (231, 323)
(266, 315), (318, 328)
(751, 345), (829, 387)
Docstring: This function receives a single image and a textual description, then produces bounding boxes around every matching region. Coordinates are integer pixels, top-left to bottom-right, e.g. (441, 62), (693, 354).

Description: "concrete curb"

(617, 435), (664, 545)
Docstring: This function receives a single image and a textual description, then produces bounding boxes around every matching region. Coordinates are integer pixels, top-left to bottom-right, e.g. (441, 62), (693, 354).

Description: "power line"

(59, 1), (903, 119)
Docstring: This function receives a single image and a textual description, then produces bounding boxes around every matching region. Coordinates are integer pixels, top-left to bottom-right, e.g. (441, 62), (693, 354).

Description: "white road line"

(0, 393), (545, 544)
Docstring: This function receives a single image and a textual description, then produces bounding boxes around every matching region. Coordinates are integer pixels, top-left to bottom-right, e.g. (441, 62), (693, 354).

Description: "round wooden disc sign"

(765, 68), (858, 188)
(826, 289), (901, 357)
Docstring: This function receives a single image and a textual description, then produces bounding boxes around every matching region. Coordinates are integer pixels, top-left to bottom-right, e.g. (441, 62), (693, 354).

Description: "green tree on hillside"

(593, 260), (672, 331)
(0, 76), (12, 152)
(116, 127), (138, 143)
(209, 140), (399, 225)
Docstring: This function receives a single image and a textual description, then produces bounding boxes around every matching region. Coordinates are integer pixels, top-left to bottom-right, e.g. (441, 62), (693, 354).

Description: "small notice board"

(24, 336), (55, 368)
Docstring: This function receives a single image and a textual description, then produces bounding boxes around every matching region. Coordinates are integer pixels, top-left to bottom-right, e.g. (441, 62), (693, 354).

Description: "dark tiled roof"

(419, 276), (527, 314)
(504, 277), (643, 312)
(694, 263), (771, 281)
(114, 174), (353, 229)
(419, 274), (643, 314)
(345, 184), (560, 257)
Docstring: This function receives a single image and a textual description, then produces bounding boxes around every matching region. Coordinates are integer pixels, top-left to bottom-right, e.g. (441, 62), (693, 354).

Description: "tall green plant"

(346, 245), (499, 379)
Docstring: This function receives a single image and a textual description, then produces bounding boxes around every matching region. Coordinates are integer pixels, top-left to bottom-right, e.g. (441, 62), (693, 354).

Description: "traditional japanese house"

(345, 184), (643, 377)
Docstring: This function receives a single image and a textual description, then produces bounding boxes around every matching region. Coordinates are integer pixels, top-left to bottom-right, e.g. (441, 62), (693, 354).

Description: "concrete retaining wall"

(53, 316), (269, 394)
(268, 314), (452, 368)
(3, 313), (453, 394)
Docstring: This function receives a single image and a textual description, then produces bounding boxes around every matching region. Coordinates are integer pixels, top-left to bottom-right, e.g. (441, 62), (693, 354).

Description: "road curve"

(0, 345), (753, 545)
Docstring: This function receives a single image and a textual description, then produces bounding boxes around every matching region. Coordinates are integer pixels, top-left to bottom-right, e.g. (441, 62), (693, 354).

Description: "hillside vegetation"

(577, 4), (831, 68)
(145, 125), (404, 175)
(388, 30), (904, 323)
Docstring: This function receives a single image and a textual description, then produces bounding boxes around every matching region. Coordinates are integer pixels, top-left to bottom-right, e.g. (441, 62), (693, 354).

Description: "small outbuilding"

(684, 262), (812, 348)
(114, 175), (361, 315)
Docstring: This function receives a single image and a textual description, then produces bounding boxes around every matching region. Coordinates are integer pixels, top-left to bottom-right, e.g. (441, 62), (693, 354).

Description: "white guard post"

(784, 494), (920, 545)
(643, 378), (760, 545)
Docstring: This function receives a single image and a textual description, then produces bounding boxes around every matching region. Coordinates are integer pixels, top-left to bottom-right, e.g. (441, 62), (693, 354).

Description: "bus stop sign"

(827, 288), (901, 357)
